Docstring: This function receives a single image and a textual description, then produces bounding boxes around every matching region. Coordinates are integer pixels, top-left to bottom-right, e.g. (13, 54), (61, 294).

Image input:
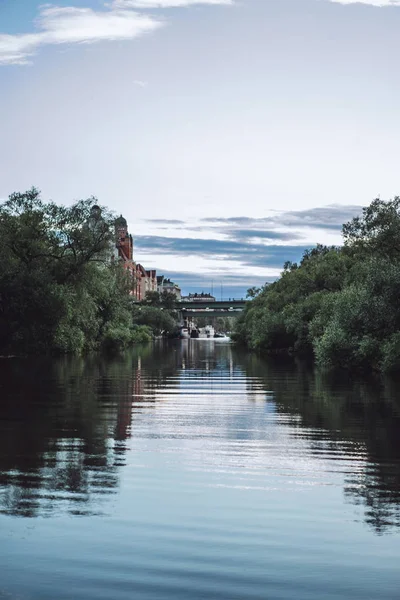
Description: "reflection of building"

(157, 276), (181, 300)
(115, 357), (144, 440)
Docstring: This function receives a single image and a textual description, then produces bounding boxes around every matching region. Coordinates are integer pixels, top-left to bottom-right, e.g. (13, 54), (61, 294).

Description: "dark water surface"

(0, 341), (399, 600)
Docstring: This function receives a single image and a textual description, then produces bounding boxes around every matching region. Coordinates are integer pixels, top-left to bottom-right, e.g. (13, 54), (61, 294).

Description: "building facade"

(157, 276), (182, 301)
(133, 266), (158, 301)
(115, 215), (135, 292)
(182, 293), (216, 302)
(114, 214), (180, 303)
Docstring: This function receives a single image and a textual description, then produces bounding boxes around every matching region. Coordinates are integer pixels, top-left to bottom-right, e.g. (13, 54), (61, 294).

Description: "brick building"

(114, 215), (159, 301)
(115, 215), (135, 291)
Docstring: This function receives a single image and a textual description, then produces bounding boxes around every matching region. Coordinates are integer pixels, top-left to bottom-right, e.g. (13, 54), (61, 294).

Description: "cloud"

(146, 218), (186, 224)
(277, 204), (362, 230)
(0, 5), (162, 65)
(329, 1), (400, 5)
(234, 229), (303, 241)
(202, 216), (253, 224)
(156, 270), (272, 297)
(135, 235), (308, 269)
(112, 0), (233, 7)
(133, 79), (148, 87)
(202, 204), (362, 232)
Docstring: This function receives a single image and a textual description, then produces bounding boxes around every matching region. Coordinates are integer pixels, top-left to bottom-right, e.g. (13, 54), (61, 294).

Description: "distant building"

(115, 215), (133, 262)
(146, 269), (158, 294)
(113, 214), (166, 302)
(134, 264), (158, 301)
(115, 215), (135, 289)
(157, 276), (181, 301)
(182, 293), (216, 302)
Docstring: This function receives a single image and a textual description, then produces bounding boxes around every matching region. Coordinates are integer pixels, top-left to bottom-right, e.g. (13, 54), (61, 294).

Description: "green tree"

(246, 286), (261, 299)
(0, 188), (135, 354)
(234, 196), (400, 372)
(160, 290), (177, 310)
(144, 291), (161, 306)
(132, 306), (177, 336)
(0, 188), (115, 285)
(343, 197), (400, 260)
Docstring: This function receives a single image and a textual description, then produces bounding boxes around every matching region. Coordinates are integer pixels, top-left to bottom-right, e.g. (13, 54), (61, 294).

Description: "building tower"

(115, 215), (133, 262)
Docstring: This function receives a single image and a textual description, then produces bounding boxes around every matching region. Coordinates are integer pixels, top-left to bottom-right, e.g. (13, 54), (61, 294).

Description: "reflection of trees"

(235, 350), (400, 534)
(2, 342), (399, 532)
(0, 346), (182, 517)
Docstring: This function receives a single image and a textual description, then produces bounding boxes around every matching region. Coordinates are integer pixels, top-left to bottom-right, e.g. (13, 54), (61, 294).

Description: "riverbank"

(0, 190), (181, 356)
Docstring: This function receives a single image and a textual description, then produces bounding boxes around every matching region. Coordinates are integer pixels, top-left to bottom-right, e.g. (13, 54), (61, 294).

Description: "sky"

(1, 0), (400, 297)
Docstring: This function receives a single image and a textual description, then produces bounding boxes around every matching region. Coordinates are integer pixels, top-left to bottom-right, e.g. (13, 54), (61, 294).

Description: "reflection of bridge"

(178, 299), (246, 317)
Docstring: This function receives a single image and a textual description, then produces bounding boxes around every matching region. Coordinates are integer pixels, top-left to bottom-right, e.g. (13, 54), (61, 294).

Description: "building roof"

(115, 215), (127, 228)
(136, 263), (147, 277)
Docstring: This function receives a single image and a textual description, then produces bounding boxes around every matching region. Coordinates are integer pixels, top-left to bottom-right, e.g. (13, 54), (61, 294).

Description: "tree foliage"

(0, 189), (154, 354)
(132, 306), (177, 336)
(233, 197), (400, 372)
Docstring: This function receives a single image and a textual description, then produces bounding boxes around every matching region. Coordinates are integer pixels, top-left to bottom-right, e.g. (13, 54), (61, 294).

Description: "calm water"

(0, 341), (399, 600)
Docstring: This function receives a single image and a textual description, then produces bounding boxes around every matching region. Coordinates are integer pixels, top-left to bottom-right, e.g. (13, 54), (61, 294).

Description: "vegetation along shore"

(233, 196), (400, 373)
(0, 189), (179, 355)
(2, 187), (400, 374)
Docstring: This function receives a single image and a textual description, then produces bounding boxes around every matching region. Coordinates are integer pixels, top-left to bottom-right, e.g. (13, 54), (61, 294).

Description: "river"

(0, 340), (399, 599)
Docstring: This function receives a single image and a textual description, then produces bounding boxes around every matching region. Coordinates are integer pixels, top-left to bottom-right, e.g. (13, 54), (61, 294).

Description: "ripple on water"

(0, 342), (399, 600)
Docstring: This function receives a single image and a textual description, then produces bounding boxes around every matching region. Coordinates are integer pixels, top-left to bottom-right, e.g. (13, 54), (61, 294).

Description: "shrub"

(131, 325), (152, 344)
(314, 322), (356, 369)
(381, 332), (400, 373)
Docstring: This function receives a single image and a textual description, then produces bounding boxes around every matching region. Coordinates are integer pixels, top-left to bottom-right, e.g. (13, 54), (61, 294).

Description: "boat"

(179, 326), (190, 339)
(199, 325), (215, 339)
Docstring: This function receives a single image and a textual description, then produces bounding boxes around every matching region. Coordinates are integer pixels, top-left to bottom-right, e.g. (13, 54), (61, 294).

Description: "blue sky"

(1, 0), (400, 296)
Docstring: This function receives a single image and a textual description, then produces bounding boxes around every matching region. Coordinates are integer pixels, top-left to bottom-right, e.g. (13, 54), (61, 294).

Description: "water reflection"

(0, 351), (146, 517)
(0, 342), (399, 533)
(239, 353), (400, 534)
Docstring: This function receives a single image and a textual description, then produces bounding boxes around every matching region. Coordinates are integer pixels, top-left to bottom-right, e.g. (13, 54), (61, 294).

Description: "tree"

(234, 195), (400, 371)
(160, 290), (177, 310)
(144, 291), (161, 306)
(132, 306), (176, 336)
(0, 188), (116, 285)
(0, 188), (133, 354)
(246, 286), (261, 299)
(343, 197), (400, 260)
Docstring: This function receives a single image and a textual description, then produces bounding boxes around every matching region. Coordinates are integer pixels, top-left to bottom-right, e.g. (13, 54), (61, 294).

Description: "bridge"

(178, 299), (247, 318)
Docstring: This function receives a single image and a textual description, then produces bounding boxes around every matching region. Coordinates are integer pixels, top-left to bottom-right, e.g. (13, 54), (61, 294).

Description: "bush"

(381, 332), (400, 373)
(132, 306), (177, 336)
(131, 325), (152, 344)
(102, 325), (134, 352)
(314, 323), (356, 369)
(53, 323), (85, 354)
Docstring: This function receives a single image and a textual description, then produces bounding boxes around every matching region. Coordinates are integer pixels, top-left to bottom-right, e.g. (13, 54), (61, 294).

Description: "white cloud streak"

(329, 0), (400, 5)
(0, 5), (162, 65)
(112, 0), (233, 7)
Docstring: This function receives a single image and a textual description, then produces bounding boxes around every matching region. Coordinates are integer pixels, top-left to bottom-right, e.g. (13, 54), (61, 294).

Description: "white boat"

(199, 325), (215, 339)
(179, 327), (190, 339)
